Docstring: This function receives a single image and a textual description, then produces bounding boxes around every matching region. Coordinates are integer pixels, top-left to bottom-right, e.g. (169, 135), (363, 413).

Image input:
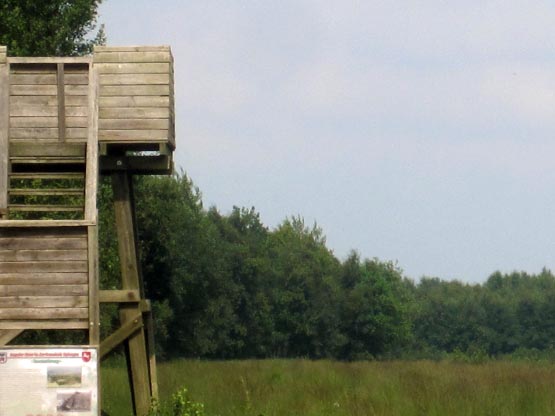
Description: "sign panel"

(0, 347), (98, 416)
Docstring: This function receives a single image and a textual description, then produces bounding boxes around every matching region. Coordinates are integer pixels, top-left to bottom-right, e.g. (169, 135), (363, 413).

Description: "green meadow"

(101, 359), (555, 416)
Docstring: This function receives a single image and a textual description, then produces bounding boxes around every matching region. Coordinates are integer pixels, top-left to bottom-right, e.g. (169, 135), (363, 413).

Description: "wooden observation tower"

(0, 45), (175, 415)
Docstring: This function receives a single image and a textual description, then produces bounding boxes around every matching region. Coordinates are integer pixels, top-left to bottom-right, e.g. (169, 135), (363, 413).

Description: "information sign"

(0, 347), (98, 416)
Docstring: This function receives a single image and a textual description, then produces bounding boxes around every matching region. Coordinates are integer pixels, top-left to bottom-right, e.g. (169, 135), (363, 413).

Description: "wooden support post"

(0, 46), (8, 220)
(112, 171), (152, 416)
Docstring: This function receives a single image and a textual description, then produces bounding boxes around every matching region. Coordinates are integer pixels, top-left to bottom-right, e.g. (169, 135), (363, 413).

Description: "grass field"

(101, 359), (555, 416)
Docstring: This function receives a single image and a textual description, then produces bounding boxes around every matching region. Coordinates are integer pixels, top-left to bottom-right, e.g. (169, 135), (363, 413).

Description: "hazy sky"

(99, 1), (555, 283)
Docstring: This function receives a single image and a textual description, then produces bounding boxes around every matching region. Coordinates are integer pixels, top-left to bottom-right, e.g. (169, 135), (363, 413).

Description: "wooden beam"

(85, 62), (98, 222)
(100, 155), (172, 175)
(0, 57), (8, 219)
(112, 172), (152, 416)
(99, 289), (140, 303)
(88, 225), (99, 345)
(57, 63), (66, 141)
(99, 312), (143, 360)
(0, 329), (22, 345)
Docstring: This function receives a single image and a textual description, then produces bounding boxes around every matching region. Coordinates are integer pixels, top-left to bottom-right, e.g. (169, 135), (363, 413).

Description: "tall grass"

(102, 359), (555, 416)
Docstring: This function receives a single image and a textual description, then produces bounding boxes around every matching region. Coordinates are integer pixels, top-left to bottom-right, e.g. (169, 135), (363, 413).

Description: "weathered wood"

(8, 205), (84, 212)
(65, 127), (88, 139)
(0, 261), (87, 273)
(10, 74), (57, 85)
(95, 62), (170, 74)
(0, 329), (22, 345)
(10, 116), (58, 128)
(0, 226), (87, 236)
(0, 61), (8, 218)
(113, 171), (152, 415)
(57, 63), (66, 141)
(85, 64), (99, 222)
(0, 308), (88, 320)
(0, 285), (88, 296)
(10, 84), (57, 96)
(0, 249), (87, 261)
(94, 51), (171, 64)
(95, 46), (171, 53)
(100, 74), (170, 85)
(9, 142), (85, 157)
(99, 107), (170, 119)
(99, 96), (170, 108)
(99, 119), (169, 130)
(99, 289), (140, 303)
(0, 296), (88, 308)
(0, 237), (87, 250)
(0, 320), (88, 329)
(145, 308), (159, 400)
(8, 57), (90, 64)
(10, 95), (58, 106)
(9, 173), (84, 180)
(66, 116), (88, 128)
(88, 225), (99, 345)
(99, 85), (170, 96)
(99, 129), (169, 141)
(64, 73), (88, 85)
(10, 104), (58, 117)
(99, 312), (143, 360)
(0, 272), (88, 285)
(66, 95), (88, 106)
(65, 85), (88, 95)
(66, 106), (88, 117)
(10, 127), (59, 139)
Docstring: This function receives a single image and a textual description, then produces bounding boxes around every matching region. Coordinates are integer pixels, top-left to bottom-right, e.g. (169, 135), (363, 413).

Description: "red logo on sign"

(0, 352), (6, 364)
(82, 351), (91, 362)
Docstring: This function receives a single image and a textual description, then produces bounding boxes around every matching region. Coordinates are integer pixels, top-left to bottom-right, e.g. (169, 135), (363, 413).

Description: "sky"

(98, 1), (555, 283)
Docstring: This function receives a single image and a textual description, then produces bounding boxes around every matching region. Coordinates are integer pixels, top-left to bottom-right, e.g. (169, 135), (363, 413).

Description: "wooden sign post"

(0, 45), (175, 416)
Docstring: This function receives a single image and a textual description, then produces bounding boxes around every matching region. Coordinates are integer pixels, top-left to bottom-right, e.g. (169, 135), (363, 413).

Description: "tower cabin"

(0, 45), (175, 346)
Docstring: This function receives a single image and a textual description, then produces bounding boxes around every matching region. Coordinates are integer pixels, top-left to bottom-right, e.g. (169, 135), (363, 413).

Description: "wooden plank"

(10, 74), (57, 85)
(66, 106), (88, 117)
(0, 296), (88, 308)
(145, 309), (159, 400)
(99, 119), (169, 130)
(99, 289), (140, 303)
(99, 312), (143, 360)
(8, 57), (90, 64)
(9, 127), (59, 139)
(99, 96), (169, 108)
(9, 189), (83, 196)
(0, 261), (87, 273)
(10, 116), (58, 128)
(99, 107), (170, 119)
(99, 85), (170, 96)
(9, 156), (85, 164)
(10, 104), (57, 117)
(100, 74), (170, 85)
(0, 329), (22, 345)
(95, 63), (170, 74)
(10, 95), (57, 106)
(65, 127), (87, 139)
(0, 237), (87, 250)
(0, 249), (86, 261)
(0, 47), (6, 65)
(88, 225), (99, 345)
(57, 63), (66, 141)
(64, 73), (88, 85)
(0, 320), (88, 329)
(0, 62), (8, 218)
(95, 46), (170, 53)
(98, 129), (169, 141)
(10, 84), (57, 96)
(0, 284), (88, 296)
(65, 95), (88, 106)
(10, 142), (85, 157)
(0, 308), (88, 320)
(66, 117), (87, 128)
(85, 64), (99, 222)
(94, 51), (171, 64)
(0, 272), (88, 285)
(65, 84), (88, 95)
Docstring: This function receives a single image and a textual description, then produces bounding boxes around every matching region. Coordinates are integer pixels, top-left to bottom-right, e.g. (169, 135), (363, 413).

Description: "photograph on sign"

(0, 347), (98, 416)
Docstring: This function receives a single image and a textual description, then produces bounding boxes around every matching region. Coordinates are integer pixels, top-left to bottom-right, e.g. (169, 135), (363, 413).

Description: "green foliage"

(0, 0), (104, 56)
(148, 387), (207, 416)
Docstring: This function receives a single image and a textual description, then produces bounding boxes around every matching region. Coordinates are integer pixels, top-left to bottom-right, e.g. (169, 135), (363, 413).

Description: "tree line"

(99, 174), (555, 361)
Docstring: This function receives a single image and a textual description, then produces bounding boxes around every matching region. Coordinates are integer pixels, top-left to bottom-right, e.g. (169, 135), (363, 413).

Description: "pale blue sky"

(99, 1), (555, 283)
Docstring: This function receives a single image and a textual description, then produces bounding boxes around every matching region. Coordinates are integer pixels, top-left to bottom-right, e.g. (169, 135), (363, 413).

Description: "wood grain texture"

(0, 62), (8, 217)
